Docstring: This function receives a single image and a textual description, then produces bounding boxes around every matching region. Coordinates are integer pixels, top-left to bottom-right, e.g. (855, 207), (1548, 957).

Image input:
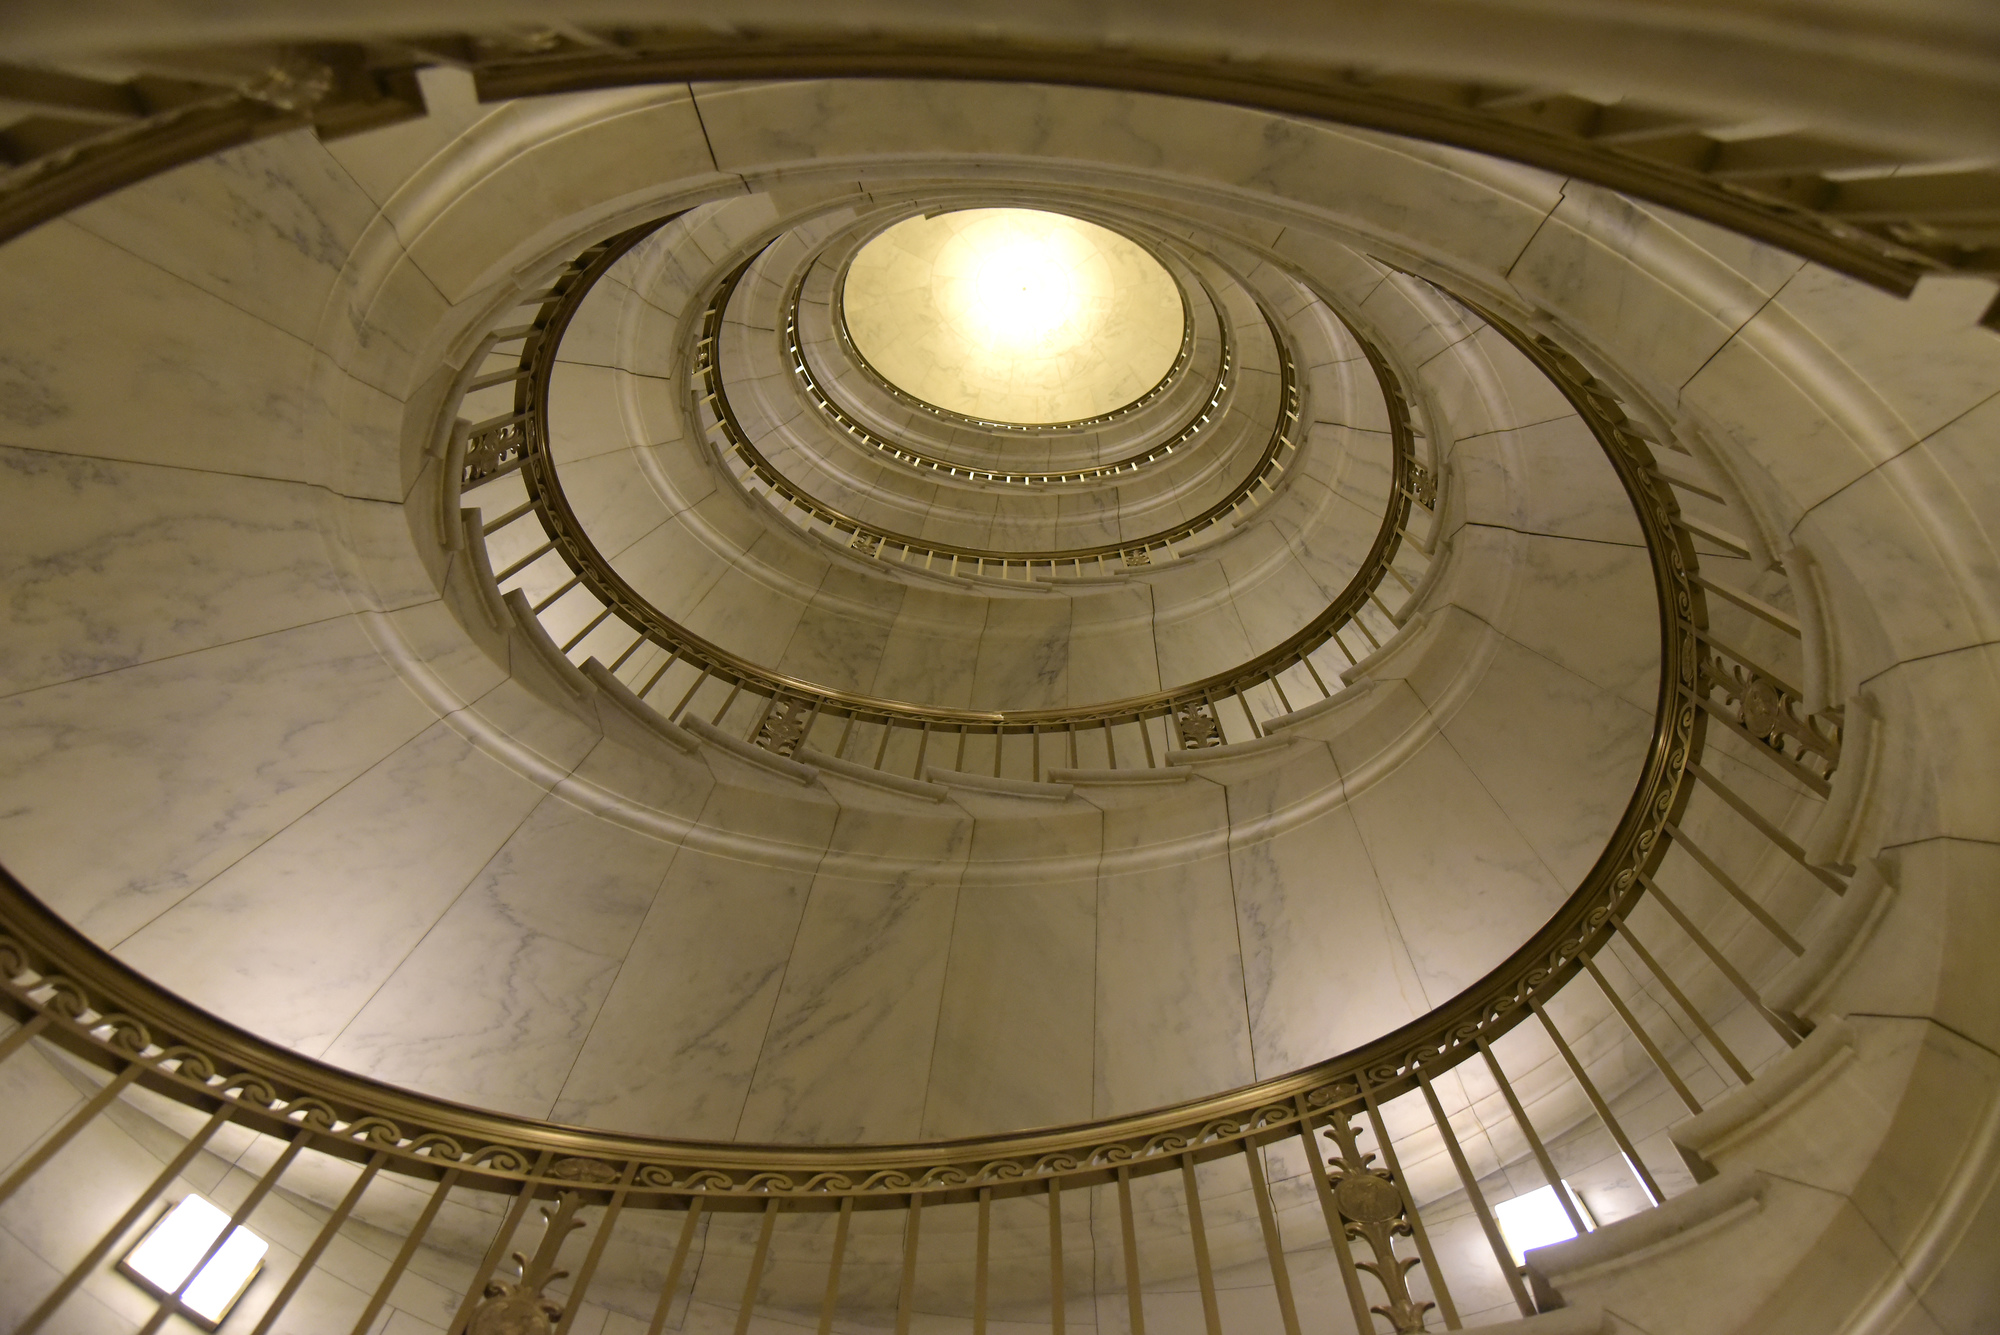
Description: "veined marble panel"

(1429, 635), (1655, 890)
(0, 220), (349, 487)
(0, 614), (438, 945)
(1340, 732), (1570, 1007)
(922, 878), (1097, 1137)
(1094, 853), (1256, 1116)
(735, 868), (965, 1143)
(1447, 524), (1663, 716)
(969, 596), (1073, 711)
(68, 130), (382, 348)
(319, 793), (678, 1117)
(113, 720), (550, 1056)
(551, 846), (812, 1138)
(0, 445), (351, 697)
(1229, 802), (1431, 1075)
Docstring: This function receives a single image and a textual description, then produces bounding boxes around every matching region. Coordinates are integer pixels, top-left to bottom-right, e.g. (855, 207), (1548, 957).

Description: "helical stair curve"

(0, 19), (1994, 1335)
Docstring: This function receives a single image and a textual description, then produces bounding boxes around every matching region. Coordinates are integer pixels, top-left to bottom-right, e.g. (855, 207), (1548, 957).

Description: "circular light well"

(840, 208), (1185, 425)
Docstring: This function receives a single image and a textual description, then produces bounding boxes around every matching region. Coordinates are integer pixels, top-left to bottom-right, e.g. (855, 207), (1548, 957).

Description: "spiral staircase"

(0, 7), (1996, 1335)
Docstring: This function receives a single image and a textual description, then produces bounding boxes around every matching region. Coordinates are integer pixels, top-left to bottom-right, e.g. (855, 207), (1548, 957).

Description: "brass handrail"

(1, 286), (1708, 1211)
(2, 272), (1869, 1335)
(787, 249), (1233, 486)
(2, 32), (1993, 317)
(467, 218), (1423, 737)
(702, 248), (1300, 569)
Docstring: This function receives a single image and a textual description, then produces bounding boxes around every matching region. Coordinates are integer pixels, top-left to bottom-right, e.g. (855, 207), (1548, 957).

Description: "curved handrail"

(702, 247), (1301, 570)
(464, 219), (1423, 738)
(0, 283), (1706, 1218)
(787, 253), (1233, 486)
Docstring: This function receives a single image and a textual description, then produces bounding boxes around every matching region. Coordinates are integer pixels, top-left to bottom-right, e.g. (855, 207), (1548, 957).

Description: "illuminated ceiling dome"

(840, 207), (1186, 424)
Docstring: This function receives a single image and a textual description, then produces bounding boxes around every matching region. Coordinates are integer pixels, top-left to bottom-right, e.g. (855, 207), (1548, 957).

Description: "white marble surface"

(319, 792), (679, 1117)
(0, 444), (351, 697)
(113, 719), (551, 1055)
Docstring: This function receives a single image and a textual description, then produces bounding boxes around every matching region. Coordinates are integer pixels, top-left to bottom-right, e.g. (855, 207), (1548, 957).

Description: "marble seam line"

(1785, 380), (2000, 541)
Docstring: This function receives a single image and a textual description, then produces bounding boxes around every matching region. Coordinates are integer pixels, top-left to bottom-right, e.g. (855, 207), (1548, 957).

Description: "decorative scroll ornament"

(1324, 1111), (1433, 1333)
(849, 531), (883, 557)
(1406, 458), (1437, 509)
(1697, 642), (1840, 791)
(1122, 548), (1153, 568)
(463, 420), (531, 487)
(468, 1193), (587, 1335)
(1173, 700), (1225, 748)
(755, 699), (815, 757)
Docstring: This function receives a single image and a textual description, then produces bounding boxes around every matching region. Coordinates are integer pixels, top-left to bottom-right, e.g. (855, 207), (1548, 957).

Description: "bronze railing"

(0, 260), (1857, 1335)
(787, 250), (1232, 486)
(701, 248), (1300, 572)
(453, 218), (1432, 773)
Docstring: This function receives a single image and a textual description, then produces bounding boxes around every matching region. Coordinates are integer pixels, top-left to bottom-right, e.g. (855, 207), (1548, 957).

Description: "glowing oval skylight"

(840, 208), (1185, 425)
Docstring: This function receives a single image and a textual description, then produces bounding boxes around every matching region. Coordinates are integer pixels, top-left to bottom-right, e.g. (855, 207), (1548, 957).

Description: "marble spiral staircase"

(1, 10), (1998, 1335)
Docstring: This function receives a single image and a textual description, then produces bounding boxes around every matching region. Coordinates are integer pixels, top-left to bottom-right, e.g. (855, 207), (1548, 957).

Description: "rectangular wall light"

(121, 1194), (268, 1327)
(1493, 1182), (1597, 1267)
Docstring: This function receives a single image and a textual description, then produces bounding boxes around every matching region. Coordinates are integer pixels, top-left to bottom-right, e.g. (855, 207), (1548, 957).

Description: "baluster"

(913, 723), (933, 778)
(1689, 761), (1846, 894)
(1609, 912), (1755, 1084)
(974, 1188), (991, 1335)
(643, 1199), (705, 1335)
(447, 1150), (556, 1335)
(0, 1056), (150, 1209)
(349, 1170), (461, 1335)
(1530, 998), (1665, 1206)
(1140, 714), (1158, 767)
(1582, 952), (1702, 1114)
(1241, 1141), (1303, 1335)
(735, 1199), (780, 1335)
(550, 1162), (639, 1335)
(1298, 1107), (1379, 1333)
(1179, 1155), (1224, 1335)
(1639, 873), (1805, 1044)
(1237, 691), (1262, 740)
(561, 607), (614, 655)
(818, 1197), (853, 1335)
(1660, 822), (1805, 954)
(1357, 1072), (1460, 1328)
(0, 1010), (52, 1067)
(1049, 1179), (1066, 1335)
(249, 1149), (391, 1335)
(1104, 717), (1119, 769)
(1116, 1166), (1146, 1335)
(18, 1099), (239, 1335)
(711, 680), (744, 726)
(1477, 1038), (1589, 1236)
(609, 632), (649, 674)
(895, 1195), (924, 1335)
(137, 1125), (316, 1335)
(669, 669), (709, 721)
(1415, 1063), (1535, 1318)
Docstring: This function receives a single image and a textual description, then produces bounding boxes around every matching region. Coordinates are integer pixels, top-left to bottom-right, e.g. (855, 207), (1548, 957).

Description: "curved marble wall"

(1, 62), (1996, 1335)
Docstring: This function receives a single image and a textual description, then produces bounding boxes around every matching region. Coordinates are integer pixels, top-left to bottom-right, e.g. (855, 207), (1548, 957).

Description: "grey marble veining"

(320, 793), (676, 1117)
(114, 719), (551, 1056)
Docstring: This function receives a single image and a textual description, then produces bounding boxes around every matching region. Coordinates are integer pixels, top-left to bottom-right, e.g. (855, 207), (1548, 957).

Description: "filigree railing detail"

(702, 247), (1300, 574)
(1, 282), (1869, 1335)
(451, 220), (1434, 774)
(787, 260), (1229, 486)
